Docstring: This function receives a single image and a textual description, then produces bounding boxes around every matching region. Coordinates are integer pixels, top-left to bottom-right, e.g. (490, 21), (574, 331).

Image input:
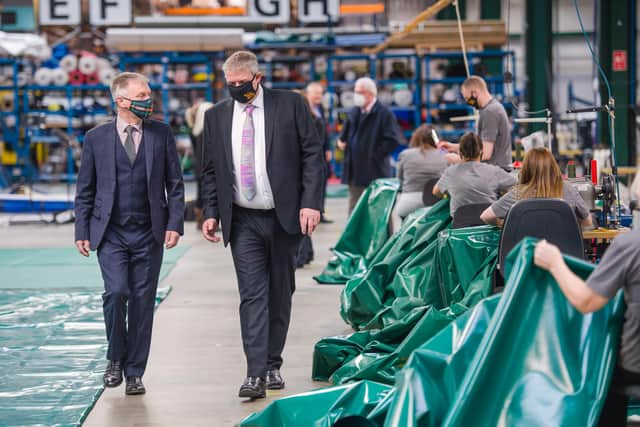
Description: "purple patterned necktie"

(240, 103), (257, 200)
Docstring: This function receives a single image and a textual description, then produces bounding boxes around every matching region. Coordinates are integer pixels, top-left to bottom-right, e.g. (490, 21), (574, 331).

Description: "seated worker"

(480, 147), (593, 228)
(534, 219), (640, 426)
(433, 132), (516, 217)
(392, 124), (447, 230)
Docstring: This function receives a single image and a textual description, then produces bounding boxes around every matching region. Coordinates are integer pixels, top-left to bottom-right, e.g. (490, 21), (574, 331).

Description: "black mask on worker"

(465, 92), (478, 107)
(228, 75), (257, 104)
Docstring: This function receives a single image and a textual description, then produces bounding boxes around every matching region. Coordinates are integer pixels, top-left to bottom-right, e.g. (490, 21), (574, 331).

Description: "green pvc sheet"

(0, 247), (188, 289)
(441, 238), (623, 427)
(0, 287), (172, 427)
(238, 239), (624, 427)
(340, 200), (452, 330)
(238, 380), (392, 427)
(314, 178), (400, 285)
(313, 225), (500, 385)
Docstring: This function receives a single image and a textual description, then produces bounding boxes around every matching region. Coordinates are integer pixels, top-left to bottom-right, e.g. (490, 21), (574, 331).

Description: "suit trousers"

(348, 185), (366, 214)
(97, 221), (163, 377)
(230, 205), (301, 378)
(597, 365), (640, 426)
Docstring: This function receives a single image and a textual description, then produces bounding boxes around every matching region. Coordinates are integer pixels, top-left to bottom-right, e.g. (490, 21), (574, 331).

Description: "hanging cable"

(453, 0), (470, 78)
(573, 0), (621, 221)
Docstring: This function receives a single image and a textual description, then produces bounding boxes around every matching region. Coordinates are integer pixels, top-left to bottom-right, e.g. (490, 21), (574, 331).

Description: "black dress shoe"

(320, 217), (333, 224)
(103, 361), (123, 388)
(125, 376), (146, 395)
(266, 369), (285, 390)
(238, 377), (266, 399)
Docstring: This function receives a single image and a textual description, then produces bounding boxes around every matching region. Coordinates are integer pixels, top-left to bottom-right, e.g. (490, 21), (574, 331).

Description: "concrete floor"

(0, 194), (351, 427)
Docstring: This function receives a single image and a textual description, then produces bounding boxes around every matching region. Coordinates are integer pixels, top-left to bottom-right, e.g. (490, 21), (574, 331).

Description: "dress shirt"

(116, 115), (143, 154)
(231, 86), (275, 209)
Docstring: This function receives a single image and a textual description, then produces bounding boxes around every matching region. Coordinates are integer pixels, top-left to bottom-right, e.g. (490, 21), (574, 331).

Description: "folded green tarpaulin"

(238, 380), (391, 427)
(440, 238), (623, 427)
(239, 239), (624, 427)
(340, 200), (452, 330)
(314, 178), (400, 284)
(313, 224), (499, 384)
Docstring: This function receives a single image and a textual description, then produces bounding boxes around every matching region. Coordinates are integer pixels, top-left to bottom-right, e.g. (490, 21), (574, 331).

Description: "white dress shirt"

(231, 86), (275, 209)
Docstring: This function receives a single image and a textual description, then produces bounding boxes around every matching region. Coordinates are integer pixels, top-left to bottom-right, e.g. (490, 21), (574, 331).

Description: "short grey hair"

(355, 77), (377, 97)
(110, 72), (149, 101)
(222, 51), (259, 75)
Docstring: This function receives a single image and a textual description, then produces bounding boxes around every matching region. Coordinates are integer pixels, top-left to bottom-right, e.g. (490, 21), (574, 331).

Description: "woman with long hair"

(480, 147), (592, 227)
(433, 132), (516, 216)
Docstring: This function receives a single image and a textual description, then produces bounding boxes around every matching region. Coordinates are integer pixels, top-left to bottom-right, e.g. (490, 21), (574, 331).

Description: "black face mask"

(228, 75), (257, 103)
(465, 92), (478, 107)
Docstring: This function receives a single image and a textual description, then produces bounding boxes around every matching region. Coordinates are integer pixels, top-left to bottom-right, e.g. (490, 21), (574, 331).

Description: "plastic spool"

(96, 58), (112, 71)
(4, 114), (16, 128)
(51, 68), (69, 86)
(83, 97), (94, 108)
(340, 91), (355, 109)
(0, 94), (14, 112)
(34, 68), (54, 86)
(78, 55), (98, 75)
(59, 54), (78, 72)
(16, 72), (29, 87)
(344, 70), (357, 82)
(393, 88), (413, 107)
(98, 68), (116, 86)
(168, 98), (181, 112)
(85, 72), (100, 85)
(68, 70), (85, 85)
(378, 89), (393, 106)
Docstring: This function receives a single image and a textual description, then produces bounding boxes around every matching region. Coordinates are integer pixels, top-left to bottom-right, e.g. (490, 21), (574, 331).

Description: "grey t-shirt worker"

(397, 148), (448, 193)
(478, 98), (512, 171)
(490, 182), (590, 221)
(586, 228), (640, 373)
(436, 162), (516, 215)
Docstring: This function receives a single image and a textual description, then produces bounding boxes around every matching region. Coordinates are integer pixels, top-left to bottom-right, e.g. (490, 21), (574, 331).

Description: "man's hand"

(75, 240), (90, 257)
(325, 150), (333, 162)
(534, 240), (564, 272)
(165, 231), (180, 249)
(337, 139), (346, 151)
(202, 218), (221, 243)
(300, 208), (321, 236)
(437, 141), (459, 153)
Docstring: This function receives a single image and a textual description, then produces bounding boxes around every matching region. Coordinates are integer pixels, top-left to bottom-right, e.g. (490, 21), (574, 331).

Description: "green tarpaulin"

(239, 239), (624, 426)
(313, 221), (500, 385)
(0, 246), (186, 426)
(314, 179), (400, 285)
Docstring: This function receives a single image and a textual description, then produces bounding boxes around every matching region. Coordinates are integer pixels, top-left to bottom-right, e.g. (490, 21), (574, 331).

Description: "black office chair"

(498, 198), (584, 278)
(422, 178), (441, 207)
(452, 203), (491, 229)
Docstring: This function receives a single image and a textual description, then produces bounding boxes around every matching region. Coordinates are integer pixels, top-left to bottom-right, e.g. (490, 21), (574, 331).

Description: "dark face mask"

(228, 75), (257, 103)
(123, 97), (153, 119)
(465, 92), (478, 107)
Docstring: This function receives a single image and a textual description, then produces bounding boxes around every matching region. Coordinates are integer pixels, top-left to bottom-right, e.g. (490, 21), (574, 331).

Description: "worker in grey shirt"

(534, 223), (640, 426)
(434, 132), (516, 216)
(438, 76), (513, 171)
(391, 125), (447, 231)
(481, 148), (592, 228)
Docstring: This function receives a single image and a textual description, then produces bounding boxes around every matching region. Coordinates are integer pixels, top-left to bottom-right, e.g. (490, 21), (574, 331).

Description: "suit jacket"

(74, 119), (185, 250)
(200, 87), (324, 246)
(339, 101), (404, 187)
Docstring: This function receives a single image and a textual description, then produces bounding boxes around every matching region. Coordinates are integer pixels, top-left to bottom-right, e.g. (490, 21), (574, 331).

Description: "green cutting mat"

(0, 246), (188, 426)
(0, 247), (188, 289)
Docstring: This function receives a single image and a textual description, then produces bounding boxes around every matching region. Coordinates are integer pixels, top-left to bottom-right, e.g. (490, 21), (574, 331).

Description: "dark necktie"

(124, 125), (137, 166)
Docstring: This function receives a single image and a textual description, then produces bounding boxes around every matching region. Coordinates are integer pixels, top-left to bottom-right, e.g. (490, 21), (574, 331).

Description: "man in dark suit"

(74, 72), (184, 396)
(200, 51), (324, 399)
(336, 77), (404, 213)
